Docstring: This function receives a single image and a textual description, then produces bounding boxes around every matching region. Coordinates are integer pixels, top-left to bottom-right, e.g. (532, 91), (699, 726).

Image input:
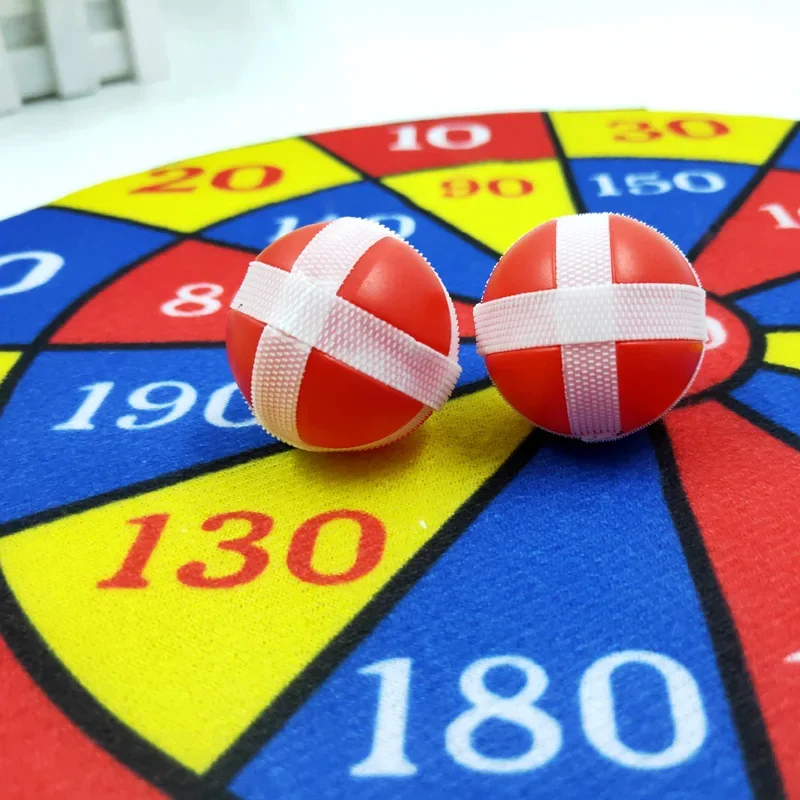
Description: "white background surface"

(1, 0), (799, 221)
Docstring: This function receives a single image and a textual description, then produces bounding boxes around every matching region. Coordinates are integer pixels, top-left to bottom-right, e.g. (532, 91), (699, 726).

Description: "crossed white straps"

(474, 214), (706, 440)
(231, 217), (461, 449)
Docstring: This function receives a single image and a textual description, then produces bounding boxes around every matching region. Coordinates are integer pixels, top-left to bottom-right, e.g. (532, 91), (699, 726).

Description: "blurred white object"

(0, 0), (798, 222)
(0, 0), (167, 114)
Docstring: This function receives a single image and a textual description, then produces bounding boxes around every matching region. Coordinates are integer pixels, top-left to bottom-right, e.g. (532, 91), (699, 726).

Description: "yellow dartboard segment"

(0, 351), (20, 385)
(383, 160), (576, 253)
(765, 331), (800, 372)
(550, 110), (794, 165)
(0, 388), (530, 774)
(53, 138), (360, 233)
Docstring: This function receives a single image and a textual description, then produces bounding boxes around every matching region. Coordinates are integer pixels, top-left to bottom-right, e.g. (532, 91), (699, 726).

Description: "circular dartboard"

(0, 111), (799, 800)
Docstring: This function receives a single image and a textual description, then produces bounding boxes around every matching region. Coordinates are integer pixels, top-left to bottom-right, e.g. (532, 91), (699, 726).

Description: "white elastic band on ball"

(473, 283), (707, 354)
(230, 217), (460, 448)
(555, 213), (620, 440)
(237, 263), (460, 409)
(237, 217), (395, 447)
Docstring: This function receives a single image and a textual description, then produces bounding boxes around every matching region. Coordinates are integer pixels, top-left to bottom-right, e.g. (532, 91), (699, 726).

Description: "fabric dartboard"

(474, 213), (707, 440)
(227, 216), (461, 451)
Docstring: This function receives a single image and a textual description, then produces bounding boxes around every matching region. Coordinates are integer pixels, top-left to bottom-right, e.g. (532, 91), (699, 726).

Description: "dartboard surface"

(1, 110), (799, 800)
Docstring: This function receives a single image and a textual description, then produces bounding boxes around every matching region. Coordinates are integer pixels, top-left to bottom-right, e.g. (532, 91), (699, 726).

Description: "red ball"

(474, 213), (706, 441)
(227, 217), (460, 451)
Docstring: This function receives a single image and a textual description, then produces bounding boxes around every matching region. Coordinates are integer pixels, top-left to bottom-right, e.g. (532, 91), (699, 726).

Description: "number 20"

(130, 165), (283, 194)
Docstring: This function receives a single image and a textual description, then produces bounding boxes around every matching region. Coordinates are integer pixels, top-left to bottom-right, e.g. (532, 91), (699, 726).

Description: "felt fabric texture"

(0, 110), (798, 799)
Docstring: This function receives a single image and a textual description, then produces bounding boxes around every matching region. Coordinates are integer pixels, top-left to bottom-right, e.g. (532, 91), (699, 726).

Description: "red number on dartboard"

(210, 165), (283, 191)
(130, 167), (205, 193)
(97, 514), (169, 588)
(441, 178), (533, 198)
(610, 119), (730, 143)
(287, 510), (386, 586)
(442, 179), (480, 198)
(130, 165), (283, 194)
(98, 510), (385, 588)
(667, 119), (730, 138)
(177, 511), (272, 588)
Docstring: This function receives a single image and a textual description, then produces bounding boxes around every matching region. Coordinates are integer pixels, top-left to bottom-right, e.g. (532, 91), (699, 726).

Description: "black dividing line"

(357, 155), (555, 181)
(451, 376), (490, 399)
(46, 341), (226, 352)
(193, 234), (260, 255)
(718, 393), (800, 454)
(649, 422), (786, 799)
(0, 238), (180, 418)
(686, 121), (800, 264)
(760, 361), (800, 378)
(757, 324), (800, 334)
(450, 291), (480, 306)
(0, 380), (490, 541)
(191, 178), (368, 238)
(0, 347), (38, 419)
(44, 204), (180, 239)
(302, 138), (502, 260)
(542, 112), (587, 213)
(0, 443), (286, 539)
(726, 270), (800, 303)
(678, 293), (767, 408)
(205, 430), (542, 787)
(0, 570), (239, 800)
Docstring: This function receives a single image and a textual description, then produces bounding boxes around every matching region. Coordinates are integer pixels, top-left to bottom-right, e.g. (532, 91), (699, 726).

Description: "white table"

(1, 0), (798, 221)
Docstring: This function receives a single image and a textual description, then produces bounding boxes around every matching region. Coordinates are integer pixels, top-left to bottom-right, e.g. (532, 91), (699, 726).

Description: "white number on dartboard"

(351, 659), (418, 777)
(52, 381), (256, 431)
(0, 251), (64, 296)
(759, 203), (800, 229)
(589, 171), (726, 197)
(353, 650), (707, 777)
(446, 656), (562, 773)
(161, 283), (224, 317)
(270, 213), (416, 243)
(389, 122), (492, 152)
(580, 651), (707, 769)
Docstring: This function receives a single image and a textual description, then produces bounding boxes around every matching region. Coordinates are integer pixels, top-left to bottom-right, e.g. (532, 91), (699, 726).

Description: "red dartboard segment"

(0, 635), (163, 800)
(667, 401), (800, 796)
(688, 297), (752, 396)
(694, 169), (800, 296)
(452, 299), (476, 338)
(308, 113), (555, 177)
(51, 240), (250, 344)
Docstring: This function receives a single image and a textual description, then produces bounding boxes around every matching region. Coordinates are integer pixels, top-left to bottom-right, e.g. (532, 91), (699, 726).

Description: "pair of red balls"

(226, 214), (706, 451)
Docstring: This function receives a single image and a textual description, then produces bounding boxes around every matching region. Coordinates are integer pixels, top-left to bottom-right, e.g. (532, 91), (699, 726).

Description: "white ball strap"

(231, 217), (461, 449)
(474, 283), (707, 352)
(474, 213), (705, 440)
(555, 213), (620, 440)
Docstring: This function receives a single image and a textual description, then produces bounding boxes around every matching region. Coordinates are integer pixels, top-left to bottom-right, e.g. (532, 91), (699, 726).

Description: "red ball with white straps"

(226, 217), (460, 451)
(474, 213), (706, 441)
